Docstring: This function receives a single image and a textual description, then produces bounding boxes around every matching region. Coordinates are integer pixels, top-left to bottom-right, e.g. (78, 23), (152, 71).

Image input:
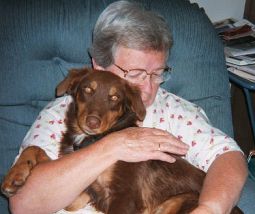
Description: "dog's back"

(86, 157), (205, 214)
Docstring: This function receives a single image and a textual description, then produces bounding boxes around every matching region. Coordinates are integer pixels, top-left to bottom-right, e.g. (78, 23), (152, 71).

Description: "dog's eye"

(84, 87), (92, 94)
(110, 95), (119, 101)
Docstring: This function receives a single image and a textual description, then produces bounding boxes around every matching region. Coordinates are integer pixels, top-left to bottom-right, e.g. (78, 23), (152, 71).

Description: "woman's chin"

(143, 99), (153, 108)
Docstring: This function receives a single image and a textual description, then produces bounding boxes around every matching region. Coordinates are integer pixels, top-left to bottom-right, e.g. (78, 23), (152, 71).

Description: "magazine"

(226, 62), (255, 75)
(224, 41), (255, 57)
(228, 67), (255, 82)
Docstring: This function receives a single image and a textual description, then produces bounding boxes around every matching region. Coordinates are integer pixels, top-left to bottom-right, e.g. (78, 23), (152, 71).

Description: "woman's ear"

(92, 58), (105, 70)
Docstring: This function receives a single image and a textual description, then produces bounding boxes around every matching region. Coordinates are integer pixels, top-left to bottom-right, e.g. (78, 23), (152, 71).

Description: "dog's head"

(56, 68), (146, 135)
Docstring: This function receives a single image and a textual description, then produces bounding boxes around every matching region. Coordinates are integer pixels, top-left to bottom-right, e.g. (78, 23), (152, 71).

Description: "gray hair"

(89, 0), (173, 68)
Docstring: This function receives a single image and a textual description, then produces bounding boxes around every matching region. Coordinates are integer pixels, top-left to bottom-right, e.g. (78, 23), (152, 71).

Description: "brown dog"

(1, 68), (242, 214)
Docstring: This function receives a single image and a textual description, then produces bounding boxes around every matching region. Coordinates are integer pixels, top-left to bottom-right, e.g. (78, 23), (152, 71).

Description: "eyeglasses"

(113, 63), (172, 84)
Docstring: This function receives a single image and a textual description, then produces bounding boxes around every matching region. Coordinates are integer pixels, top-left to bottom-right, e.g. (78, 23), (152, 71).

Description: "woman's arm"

(192, 151), (248, 214)
(9, 139), (116, 214)
(9, 127), (188, 214)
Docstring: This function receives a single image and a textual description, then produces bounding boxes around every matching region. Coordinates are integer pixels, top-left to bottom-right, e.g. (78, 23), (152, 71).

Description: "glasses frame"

(113, 63), (172, 83)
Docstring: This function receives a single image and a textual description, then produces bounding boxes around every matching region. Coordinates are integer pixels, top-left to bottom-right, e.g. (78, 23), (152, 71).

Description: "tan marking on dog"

(90, 164), (115, 208)
(65, 192), (90, 211)
(97, 164), (114, 188)
(90, 81), (97, 90)
(109, 86), (117, 96)
(100, 107), (124, 132)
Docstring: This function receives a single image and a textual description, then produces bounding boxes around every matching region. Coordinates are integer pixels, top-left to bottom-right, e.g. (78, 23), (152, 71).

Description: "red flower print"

(177, 135), (183, 140)
(195, 115), (199, 119)
(211, 129), (215, 134)
(35, 124), (41, 128)
(192, 141), (197, 147)
(50, 134), (56, 140)
(58, 120), (63, 124)
(175, 98), (180, 102)
(197, 129), (202, 134)
(178, 115), (183, 120)
(223, 146), (229, 152)
(166, 103), (169, 108)
(170, 114), (175, 119)
(33, 134), (39, 139)
(153, 109), (157, 114)
(160, 118), (165, 123)
(37, 116), (41, 120)
(210, 138), (214, 144)
(187, 121), (192, 126)
(49, 120), (55, 125)
(60, 104), (66, 108)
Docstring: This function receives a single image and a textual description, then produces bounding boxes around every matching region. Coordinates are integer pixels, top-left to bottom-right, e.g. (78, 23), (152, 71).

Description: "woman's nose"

(139, 76), (153, 92)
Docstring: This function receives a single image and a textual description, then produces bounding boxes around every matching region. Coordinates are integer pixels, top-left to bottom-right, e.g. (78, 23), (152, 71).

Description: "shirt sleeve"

(167, 95), (243, 172)
(16, 96), (72, 161)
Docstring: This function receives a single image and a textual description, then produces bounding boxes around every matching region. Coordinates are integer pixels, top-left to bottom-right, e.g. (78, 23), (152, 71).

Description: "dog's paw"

(1, 161), (34, 197)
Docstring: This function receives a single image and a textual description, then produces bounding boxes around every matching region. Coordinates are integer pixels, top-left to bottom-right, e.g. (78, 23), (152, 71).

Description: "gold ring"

(158, 143), (161, 151)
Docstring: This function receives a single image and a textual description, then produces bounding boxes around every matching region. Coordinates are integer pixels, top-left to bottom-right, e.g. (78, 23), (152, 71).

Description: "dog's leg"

(151, 192), (198, 214)
(64, 192), (91, 211)
(1, 146), (50, 197)
(152, 192), (243, 214)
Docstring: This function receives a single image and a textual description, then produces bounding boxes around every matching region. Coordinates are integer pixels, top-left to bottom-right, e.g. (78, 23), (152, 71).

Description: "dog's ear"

(125, 83), (146, 121)
(56, 68), (91, 97)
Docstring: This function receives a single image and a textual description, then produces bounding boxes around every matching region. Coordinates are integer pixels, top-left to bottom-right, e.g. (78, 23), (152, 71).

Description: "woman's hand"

(103, 127), (189, 163)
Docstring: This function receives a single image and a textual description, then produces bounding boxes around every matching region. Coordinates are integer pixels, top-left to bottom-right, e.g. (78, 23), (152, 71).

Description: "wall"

(189, 0), (246, 23)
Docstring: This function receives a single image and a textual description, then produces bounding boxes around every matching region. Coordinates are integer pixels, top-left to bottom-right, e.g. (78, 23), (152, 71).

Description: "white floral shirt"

(17, 87), (242, 214)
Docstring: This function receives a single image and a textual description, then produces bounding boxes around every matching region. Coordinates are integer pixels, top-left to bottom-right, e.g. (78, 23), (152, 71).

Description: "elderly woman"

(9, 1), (247, 214)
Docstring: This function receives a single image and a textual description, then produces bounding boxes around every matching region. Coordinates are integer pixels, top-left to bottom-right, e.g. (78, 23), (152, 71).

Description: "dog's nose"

(86, 116), (101, 129)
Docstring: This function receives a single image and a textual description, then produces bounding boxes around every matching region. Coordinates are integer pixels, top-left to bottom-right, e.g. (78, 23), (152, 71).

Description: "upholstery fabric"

(0, 0), (232, 213)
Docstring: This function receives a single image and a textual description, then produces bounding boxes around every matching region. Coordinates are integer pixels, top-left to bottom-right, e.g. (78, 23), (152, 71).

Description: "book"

(224, 41), (255, 57)
(215, 18), (255, 83)
(228, 67), (255, 82)
(224, 35), (255, 46)
(221, 24), (253, 41)
(214, 18), (236, 34)
(226, 62), (255, 75)
(225, 55), (255, 66)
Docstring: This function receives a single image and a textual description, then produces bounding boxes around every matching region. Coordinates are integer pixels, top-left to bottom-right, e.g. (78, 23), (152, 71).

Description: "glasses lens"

(127, 70), (147, 82)
(151, 68), (172, 83)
